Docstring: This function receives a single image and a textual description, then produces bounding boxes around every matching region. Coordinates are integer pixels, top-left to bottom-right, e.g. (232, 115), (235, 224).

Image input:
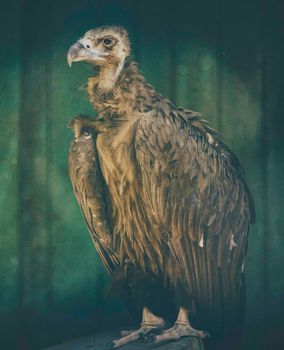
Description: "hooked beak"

(67, 42), (84, 67)
(67, 41), (108, 67)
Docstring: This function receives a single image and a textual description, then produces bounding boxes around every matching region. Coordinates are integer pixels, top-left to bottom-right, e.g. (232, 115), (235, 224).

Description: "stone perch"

(45, 331), (205, 350)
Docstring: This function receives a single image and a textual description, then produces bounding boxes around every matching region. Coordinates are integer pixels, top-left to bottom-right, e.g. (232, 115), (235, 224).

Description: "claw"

(204, 331), (210, 338)
(109, 326), (165, 348)
(141, 327), (163, 343)
(109, 307), (166, 348)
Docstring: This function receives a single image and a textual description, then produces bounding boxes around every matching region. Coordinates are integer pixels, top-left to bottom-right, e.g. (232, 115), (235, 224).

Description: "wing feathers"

(135, 109), (253, 334)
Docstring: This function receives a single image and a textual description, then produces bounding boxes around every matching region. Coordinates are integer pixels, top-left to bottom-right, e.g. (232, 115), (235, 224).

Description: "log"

(44, 330), (205, 350)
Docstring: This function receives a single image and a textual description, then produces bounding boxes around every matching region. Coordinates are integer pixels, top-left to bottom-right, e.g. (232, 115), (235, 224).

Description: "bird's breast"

(96, 125), (138, 210)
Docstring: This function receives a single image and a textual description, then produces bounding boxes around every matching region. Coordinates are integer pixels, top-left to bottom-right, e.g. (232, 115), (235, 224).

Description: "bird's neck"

(96, 59), (125, 92)
(87, 59), (156, 123)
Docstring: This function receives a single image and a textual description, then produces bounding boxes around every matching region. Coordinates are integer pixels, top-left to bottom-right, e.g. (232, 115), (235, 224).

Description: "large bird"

(67, 26), (254, 349)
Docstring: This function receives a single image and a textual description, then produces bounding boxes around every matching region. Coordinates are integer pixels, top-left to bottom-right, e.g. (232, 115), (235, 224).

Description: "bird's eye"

(102, 37), (114, 47)
(82, 129), (91, 137)
(86, 44), (91, 49)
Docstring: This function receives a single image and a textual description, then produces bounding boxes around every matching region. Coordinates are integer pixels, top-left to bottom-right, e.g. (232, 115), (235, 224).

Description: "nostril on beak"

(76, 41), (85, 49)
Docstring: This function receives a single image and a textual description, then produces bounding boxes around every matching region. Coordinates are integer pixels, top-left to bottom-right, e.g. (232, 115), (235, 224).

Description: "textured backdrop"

(0, 0), (283, 349)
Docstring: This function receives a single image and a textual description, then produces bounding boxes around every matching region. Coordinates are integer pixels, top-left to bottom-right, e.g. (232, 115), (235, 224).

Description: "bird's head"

(67, 26), (130, 69)
(68, 116), (97, 140)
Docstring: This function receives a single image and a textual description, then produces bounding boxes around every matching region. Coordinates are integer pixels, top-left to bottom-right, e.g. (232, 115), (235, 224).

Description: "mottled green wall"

(0, 0), (283, 349)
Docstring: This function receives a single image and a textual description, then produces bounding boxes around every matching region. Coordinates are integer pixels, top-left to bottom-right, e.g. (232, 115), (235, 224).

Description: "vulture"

(67, 26), (254, 349)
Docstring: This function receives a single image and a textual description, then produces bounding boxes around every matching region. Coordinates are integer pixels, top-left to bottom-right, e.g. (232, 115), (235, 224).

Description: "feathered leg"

(150, 307), (209, 344)
(108, 307), (166, 349)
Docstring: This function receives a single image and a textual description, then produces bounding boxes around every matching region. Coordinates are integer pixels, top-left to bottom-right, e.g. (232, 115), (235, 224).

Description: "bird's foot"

(120, 329), (136, 337)
(107, 325), (164, 349)
(148, 323), (209, 344)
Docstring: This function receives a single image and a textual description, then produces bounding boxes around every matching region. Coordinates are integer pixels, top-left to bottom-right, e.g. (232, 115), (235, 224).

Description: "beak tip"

(67, 55), (73, 67)
(67, 41), (83, 68)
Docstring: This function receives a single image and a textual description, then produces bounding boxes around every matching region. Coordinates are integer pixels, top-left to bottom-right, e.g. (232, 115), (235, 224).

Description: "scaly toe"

(120, 330), (135, 336)
(109, 326), (164, 349)
(154, 324), (209, 344)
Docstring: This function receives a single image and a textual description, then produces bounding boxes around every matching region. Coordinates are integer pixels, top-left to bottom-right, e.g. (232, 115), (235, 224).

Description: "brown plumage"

(68, 116), (119, 274)
(67, 26), (254, 348)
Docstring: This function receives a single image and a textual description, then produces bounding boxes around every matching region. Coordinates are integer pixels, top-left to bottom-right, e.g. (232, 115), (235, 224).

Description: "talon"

(141, 328), (162, 343)
(109, 307), (166, 348)
(144, 334), (156, 343)
(155, 324), (209, 344)
(153, 308), (209, 344)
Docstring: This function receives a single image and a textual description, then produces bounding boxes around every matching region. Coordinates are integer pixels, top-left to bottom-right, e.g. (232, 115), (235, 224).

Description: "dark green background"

(0, 0), (283, 349)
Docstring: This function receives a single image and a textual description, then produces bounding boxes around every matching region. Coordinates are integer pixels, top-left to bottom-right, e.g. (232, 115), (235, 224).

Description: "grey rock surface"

(44, 331), (204, 350)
